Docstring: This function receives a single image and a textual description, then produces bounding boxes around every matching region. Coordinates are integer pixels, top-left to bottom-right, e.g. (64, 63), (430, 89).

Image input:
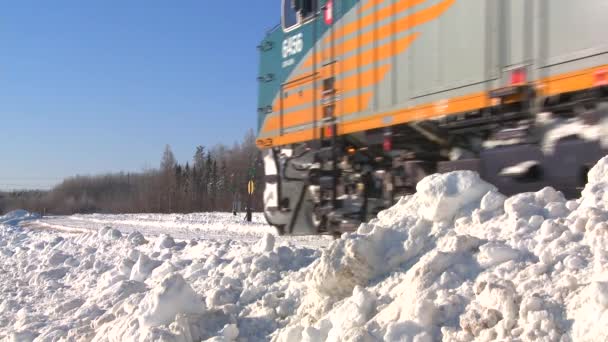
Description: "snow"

(0, 209), (40, 226)
(24, 212), (329, 249)
(3, 157), (608, 341)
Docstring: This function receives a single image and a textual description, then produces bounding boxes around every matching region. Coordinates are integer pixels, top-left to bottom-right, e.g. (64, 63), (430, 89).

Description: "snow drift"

(0, 209), (40, 226)
(3, 157), (608, 341)
(277, 159), (608, 342)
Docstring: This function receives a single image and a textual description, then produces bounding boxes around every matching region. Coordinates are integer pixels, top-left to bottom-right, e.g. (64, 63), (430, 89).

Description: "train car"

(256, 0), (608, 235)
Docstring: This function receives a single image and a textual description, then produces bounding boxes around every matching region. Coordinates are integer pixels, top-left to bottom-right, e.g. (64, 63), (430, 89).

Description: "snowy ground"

(23, 212), (332, 249)
(3, 157), (608, 341)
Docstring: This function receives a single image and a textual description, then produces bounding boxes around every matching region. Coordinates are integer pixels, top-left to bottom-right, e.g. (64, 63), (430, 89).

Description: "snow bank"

(309, 171), (492, 299)
(3, 157), (608, 341)
(0, 209), (40, 226)
(277, 162), (608, 341)
(0, 212), (319, 341)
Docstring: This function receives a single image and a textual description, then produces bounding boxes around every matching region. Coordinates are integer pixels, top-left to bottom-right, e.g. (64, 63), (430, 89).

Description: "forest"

(0, 130), (264, 215)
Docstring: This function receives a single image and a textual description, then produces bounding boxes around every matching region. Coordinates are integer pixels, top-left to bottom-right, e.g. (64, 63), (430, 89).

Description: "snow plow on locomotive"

(256, 0), (608, 235)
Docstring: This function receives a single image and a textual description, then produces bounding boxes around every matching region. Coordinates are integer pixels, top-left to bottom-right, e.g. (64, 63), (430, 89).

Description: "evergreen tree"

(193, 146), (206, 210)
(161, 145), (177, 172)
(190, 165), (198, 211)
(204, 152), (213, 210)
(160, 145), (177, 212)
(218, 159), (228, 207)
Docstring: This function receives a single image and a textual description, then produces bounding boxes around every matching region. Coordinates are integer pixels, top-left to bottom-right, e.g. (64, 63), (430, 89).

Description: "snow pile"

(3, 157), (608, 341)
(0, 209), (40, 226)
(0, 212), (319, 341)
(127, 231), (148, 246)
(277, 158), (608, 341)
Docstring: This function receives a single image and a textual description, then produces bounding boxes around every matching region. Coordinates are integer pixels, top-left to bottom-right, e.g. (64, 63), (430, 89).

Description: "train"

(256, 0), (608, 235)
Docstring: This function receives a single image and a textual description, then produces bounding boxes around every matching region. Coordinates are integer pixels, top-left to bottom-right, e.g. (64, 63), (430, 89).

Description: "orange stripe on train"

(261, 0), (457, 139)
(276, 33), (417, 121)
(331, 0), (455, 58)
(328, 0), (428, 46)
(263, 92), (373, 133)
(303, 0), (454, 69)
(268, 91), (488, 147)
(299, 31), (419, 84)
(306, 31), (420, 73)
(262, 64), (608, 148)
(359, 0), (386, 14)
(278, 63), (392, 112)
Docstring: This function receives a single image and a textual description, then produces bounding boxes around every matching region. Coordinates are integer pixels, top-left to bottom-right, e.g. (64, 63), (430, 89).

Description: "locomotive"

(256, 0), (608, 235)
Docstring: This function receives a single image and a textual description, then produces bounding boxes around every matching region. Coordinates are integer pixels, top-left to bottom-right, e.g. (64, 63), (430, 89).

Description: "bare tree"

(160, 145), (177, 212)
(3, 131), (265, 215)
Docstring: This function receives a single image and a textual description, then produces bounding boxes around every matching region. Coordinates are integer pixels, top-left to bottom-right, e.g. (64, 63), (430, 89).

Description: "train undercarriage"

(263, 86), (608, 236)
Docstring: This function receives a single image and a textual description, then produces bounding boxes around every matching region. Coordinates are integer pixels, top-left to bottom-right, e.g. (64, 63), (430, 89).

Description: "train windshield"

(283, 0), (298, 31)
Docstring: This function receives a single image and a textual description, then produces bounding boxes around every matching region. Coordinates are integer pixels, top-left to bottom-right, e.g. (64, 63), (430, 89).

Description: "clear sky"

(1, 1), (278, 190)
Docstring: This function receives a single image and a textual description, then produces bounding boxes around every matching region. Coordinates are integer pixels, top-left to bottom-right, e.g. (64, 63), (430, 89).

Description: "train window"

(300, 0), (318, 20)
(283, 0), (318, 31)
(283, 0), (298, 31)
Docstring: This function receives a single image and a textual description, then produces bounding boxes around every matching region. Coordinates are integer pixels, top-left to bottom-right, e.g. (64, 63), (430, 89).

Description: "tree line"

(0, 130), (265, 216)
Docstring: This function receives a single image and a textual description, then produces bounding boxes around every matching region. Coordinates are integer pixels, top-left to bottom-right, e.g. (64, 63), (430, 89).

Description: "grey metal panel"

(377, 0), (397, 111)
(533, 0), (549, 81)
(411, 17), (440, 97)
(407, 0), (496, 99)
(353, 0), (504, 117)
(396, 32), (412, 106)
(377, 62), (395, 110)
(357, 0), (505, 125)
(500, 0), (534, 87)
(543, 0), (608, 67)
(438, 0), (488, 90)
(506, 0), (526, 67)
(486, 0), (501, 82)
(542, 53), (608, 79)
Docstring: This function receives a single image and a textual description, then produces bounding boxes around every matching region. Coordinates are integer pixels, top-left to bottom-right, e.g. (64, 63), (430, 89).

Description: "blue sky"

(0, 1), (278, 190)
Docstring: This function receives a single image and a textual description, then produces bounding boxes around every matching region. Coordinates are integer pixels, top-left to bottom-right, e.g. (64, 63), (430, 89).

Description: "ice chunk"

(587, 156), (608, 184)
(207, 287), (240, 307)
(256, 233), (275, 253)
(477, 243), (520, 268)
(545, 202), (569, 218)
(139, 273), (206, 328)
(221, 324), (239, 341)
(47, 251), (70, 266)
(505, 193), (544, 219)
(155, 234), (175, 249)
(107, 229), (122, 239)
(127, 231), (147, 246)
(480, 190), (506, 212)
(581, 156), (608, 210)
(415, 171), (495, 222)
(322, 286), (376, 342)
(130, 254), (162, 282)
(147, 262), (179, 285)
